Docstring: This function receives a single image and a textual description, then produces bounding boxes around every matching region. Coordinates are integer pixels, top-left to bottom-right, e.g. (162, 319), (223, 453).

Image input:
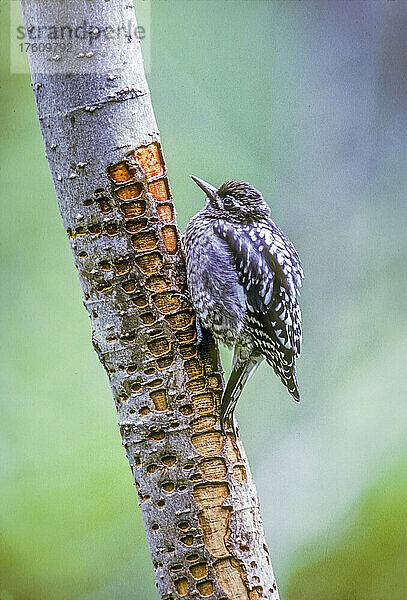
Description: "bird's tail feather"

(267, 358), (301, 403)
(220, 355), (262, 433)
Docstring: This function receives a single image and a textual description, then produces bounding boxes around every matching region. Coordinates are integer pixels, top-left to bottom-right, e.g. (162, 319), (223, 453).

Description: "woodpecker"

(184, 175), (303, 433)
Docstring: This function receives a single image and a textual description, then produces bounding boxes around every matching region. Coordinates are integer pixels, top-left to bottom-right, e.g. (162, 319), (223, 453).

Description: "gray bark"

(20, 1), (279, 598)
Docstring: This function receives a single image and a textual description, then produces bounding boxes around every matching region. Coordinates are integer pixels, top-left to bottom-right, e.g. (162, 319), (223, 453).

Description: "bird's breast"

(184, 219), (246, 344)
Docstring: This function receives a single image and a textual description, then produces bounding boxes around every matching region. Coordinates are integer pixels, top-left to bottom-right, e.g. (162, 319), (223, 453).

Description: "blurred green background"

(1, 1), (406, 598)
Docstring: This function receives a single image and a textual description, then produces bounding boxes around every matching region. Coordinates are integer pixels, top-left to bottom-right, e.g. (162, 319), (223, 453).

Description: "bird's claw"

(170, 291), (193, 307)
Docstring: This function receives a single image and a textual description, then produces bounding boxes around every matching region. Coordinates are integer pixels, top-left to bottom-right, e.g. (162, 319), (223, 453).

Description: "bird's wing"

(213, 220), (303, 399)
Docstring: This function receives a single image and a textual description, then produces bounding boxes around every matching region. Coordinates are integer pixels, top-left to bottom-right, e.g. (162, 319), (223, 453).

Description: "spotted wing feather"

(214, 220), (303, 399)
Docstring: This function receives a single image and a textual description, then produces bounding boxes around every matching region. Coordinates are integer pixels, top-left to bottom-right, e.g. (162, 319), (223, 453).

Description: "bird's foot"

(170, 290), (193, 308)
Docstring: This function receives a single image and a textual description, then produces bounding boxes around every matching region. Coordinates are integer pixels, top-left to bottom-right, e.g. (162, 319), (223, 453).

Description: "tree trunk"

(20, 1), (279, 598)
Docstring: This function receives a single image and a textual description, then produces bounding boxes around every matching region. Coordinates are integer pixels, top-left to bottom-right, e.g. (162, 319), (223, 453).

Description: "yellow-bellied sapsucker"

(185, 176), (303, 432)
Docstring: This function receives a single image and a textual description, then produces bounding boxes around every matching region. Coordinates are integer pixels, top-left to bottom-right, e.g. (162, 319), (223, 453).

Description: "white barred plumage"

(185, 176), (304, 432)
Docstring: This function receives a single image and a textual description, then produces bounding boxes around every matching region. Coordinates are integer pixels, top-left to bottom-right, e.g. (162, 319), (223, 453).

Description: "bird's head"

(190, 175), (270, 223)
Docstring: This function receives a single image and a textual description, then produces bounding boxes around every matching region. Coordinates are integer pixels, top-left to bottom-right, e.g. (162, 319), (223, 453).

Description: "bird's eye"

(223, 196), (235, 208)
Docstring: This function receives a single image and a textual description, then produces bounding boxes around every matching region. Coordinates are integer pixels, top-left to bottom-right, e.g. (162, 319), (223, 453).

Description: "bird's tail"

(269, 359), (301, 403)
(287, 372), (300, 402)
(220, 352), (263, 433)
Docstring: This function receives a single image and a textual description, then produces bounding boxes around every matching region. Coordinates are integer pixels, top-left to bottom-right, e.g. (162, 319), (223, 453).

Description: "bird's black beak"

(190, 175), (218, 200)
